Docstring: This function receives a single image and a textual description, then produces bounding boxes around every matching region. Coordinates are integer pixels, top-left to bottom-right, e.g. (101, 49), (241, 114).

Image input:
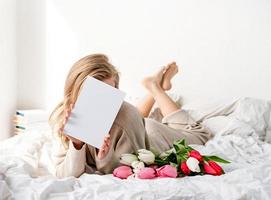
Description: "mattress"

(0, 97), (271, 200)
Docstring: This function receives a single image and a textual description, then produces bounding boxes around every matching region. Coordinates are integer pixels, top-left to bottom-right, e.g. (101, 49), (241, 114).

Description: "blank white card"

(64, 76), (126, 149)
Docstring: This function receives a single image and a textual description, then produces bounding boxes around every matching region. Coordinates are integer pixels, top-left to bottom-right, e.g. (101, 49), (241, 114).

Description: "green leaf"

(173, 143), (180, 153)
(158, 149), (173, 160)
(173, 140), (187, 155)
(203, 156), (210, 161)
(155, 156), (169, 166)
(204, 156), (231, 164)
(169, 162), (178, 168)
(176, 154), (182, 165)
(175, 139), (186, 146)
(180, 139), (186, 146)
(155, 148), (178, 166)
(176, 153), (188, 165)
(186, 146), (194, 152)
(173, 144), (186, 154)
(166, 152), (177, 163)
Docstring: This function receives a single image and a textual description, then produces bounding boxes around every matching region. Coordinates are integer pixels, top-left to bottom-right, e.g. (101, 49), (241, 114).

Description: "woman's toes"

(163, 66), (169, 73)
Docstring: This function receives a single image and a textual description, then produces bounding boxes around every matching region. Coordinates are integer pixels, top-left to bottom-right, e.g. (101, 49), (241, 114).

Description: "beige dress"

(53, 101), (212, 178)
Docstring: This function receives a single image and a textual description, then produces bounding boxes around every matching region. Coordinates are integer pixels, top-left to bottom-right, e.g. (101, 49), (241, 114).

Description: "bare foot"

(161, 62), (178, 91)
(142, 67), (165, 93)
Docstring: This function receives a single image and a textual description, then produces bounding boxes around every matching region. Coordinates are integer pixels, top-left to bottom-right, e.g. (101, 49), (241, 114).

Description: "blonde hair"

(49, 54), (119, 148)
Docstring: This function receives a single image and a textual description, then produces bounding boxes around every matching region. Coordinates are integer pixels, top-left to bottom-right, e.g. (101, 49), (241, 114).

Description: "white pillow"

(190, 97), (271, 141)
(265, 116), (271, 143)
(230, 98), (271, 140)
(202, 116), (232, 135)
(184, 97), (239, 122)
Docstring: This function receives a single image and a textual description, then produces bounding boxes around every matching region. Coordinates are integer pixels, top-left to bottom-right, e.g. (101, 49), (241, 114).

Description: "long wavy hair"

(49, 54), (119, 148)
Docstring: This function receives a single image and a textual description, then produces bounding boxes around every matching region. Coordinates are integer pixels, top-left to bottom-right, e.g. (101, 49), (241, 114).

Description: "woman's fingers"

(104, 135), (111, 146)
(98, 135), (111, 159)
(98, 147), (105, 159)
(101, 139), (110, 149)
(103, 140), (110, 151)
(104, 134), (110, 141)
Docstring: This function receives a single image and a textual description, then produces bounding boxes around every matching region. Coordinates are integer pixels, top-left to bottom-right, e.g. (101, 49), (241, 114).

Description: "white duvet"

(1, 97), (271, 200)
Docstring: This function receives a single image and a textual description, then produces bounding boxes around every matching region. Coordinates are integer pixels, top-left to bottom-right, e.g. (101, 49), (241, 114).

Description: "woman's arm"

(53, 139), (87, 178)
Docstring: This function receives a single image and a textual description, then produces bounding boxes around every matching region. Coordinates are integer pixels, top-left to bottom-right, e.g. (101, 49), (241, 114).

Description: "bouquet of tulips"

(113, 139), (230, 179)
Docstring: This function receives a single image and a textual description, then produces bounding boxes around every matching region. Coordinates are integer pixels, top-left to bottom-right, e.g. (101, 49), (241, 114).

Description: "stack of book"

(14, 109), (50, 134)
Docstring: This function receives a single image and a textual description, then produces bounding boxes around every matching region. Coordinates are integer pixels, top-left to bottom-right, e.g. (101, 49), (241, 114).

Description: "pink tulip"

(203, 162), (217, 175)
(113, 166), (133, 179)
(156, 165), (177, 178)
(180, 161), (191, 175)
(149, 164), (158, 170)
(189, 150), (203, 162)
(138, 167), (156, 179)
(208, 161), (223, 175)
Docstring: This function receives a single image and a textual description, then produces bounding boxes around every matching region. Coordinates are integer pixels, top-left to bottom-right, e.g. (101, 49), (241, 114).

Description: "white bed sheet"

(1, 97), (271, 200)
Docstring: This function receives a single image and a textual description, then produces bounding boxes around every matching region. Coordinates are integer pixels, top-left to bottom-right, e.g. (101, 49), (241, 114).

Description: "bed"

(1, 97), (271, 200)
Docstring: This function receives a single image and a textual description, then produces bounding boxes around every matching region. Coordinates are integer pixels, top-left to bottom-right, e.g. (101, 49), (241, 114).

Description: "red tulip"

(189, 150), (203, 162)
(203, 162), (217, 175)
(208, 161), (223, 175)
(180, 161), (191, 175)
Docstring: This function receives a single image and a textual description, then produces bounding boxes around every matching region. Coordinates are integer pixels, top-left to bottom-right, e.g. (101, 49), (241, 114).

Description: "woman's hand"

(60, 103), (112, 155)
(97, 134), (111, 159)
(60, 103), (85, 150)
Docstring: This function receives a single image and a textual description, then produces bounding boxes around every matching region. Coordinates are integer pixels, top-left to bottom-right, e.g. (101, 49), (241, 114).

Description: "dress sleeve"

(53, 139), (86, 178)
(92, 125), (139, 174)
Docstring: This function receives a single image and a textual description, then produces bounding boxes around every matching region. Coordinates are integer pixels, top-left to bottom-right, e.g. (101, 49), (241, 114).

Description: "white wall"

(1, 0), (269, 139)
(45, 0), (271, 110)
(0, 0), (17, 140)
(17, 0), (46, 110)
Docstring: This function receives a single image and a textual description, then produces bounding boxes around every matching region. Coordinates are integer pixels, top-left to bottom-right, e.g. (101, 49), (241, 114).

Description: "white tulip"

(138, 149), (155, 165)
(120, 153), (138, 166)
(133, 169), (141, 174)
(131, 161), (145, 170)
(132, 161), (145, 175)
(186, 157), (201, 172)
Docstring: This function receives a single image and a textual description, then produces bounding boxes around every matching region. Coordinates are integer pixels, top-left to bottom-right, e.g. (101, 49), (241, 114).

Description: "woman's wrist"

(72, 141), (85, 150)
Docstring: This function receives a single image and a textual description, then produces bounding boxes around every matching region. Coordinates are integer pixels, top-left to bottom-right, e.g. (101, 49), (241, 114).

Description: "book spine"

(15, 125), (26, 130)
(16, 111), (24, 117)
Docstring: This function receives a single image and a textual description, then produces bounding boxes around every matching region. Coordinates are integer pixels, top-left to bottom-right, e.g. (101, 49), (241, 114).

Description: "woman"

(50, 54), (212, 178)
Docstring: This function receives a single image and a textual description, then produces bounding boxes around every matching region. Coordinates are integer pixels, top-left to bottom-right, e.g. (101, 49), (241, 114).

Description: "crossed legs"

(136, 62), (180, 118)
(98, 62), (180, 159)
